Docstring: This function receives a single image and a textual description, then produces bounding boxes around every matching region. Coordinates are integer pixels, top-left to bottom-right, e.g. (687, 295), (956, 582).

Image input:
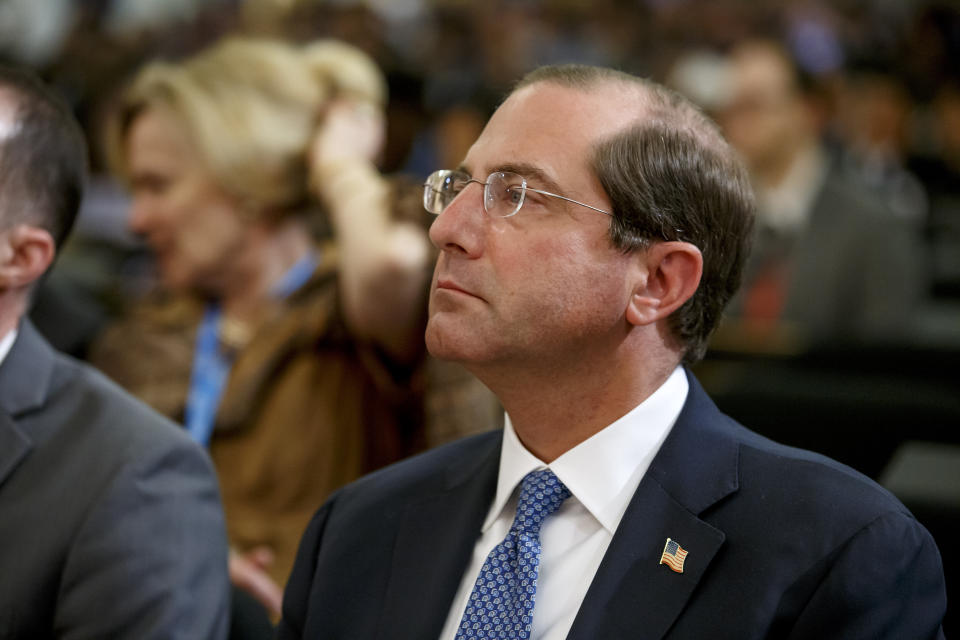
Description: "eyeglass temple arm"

(424, 177), (612, 217)
(524, 186), (612, 216)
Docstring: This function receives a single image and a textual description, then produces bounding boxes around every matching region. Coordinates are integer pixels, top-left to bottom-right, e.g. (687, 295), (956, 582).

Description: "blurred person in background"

(911, 80), (960, 304)
(89, 37), (434, 618)
(0, 64), (229, 639)
(713, 39), (924, 349)
(834, 64), (928, 223)
(827, 62), (933, 252)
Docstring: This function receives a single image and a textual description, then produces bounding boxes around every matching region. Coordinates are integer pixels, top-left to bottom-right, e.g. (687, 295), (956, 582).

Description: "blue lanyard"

(272, 250), (319, 299)
(184, 251), (318, 446)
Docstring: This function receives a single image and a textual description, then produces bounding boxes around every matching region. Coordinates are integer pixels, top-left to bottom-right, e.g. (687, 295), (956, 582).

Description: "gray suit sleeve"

(54, 434), (230, 640)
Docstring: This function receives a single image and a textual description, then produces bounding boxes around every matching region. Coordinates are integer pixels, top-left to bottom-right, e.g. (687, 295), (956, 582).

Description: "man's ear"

(0, 225), (56, 289)
(625, 241), (703, 327)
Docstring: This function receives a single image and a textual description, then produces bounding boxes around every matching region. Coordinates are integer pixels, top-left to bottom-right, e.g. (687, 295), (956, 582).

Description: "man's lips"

(435, 278), (483, 300)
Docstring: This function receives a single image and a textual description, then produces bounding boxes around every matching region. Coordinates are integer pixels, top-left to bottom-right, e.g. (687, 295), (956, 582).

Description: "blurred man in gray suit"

(0, 65), (230, 638)
(715, 40), (923, 344)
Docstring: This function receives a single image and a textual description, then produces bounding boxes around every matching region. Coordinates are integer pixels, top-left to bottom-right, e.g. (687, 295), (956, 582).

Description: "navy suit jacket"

(279, 370), (946, 639)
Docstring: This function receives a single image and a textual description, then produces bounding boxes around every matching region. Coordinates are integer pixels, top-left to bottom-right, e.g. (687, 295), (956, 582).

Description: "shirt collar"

(0, 327), (18, 369)
(755, 143), (828, 233)
(484, 366), (689, 533)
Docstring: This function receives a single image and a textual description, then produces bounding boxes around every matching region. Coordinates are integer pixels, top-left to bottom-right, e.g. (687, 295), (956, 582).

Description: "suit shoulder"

(817, 168), (890, 219)
(46, 351), (202, 461)
(730, 422), (913, 528)
(334, 430), (501, 509)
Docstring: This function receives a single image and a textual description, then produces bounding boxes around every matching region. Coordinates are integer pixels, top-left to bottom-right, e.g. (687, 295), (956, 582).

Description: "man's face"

(425, 81), (643, 375)
(718, 46), (806, 170)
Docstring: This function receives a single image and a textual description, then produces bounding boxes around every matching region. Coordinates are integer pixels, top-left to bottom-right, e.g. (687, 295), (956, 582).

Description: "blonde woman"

(91, 38), (433, 616)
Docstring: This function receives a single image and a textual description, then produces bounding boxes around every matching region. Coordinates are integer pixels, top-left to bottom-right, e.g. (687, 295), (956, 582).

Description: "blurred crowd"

(2, 0), (959, 632)
(2, 0), (958, 353)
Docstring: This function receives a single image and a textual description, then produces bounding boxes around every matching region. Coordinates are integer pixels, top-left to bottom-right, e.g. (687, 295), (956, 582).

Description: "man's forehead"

(463, 80), (641, 180)
(505, 80), (640, 134)
(730, 46), (796, 97)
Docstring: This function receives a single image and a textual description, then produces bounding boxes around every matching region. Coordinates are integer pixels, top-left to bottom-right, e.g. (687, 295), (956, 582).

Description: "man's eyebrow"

(456, 162), (565, 195)
(491, 162), (563, 195)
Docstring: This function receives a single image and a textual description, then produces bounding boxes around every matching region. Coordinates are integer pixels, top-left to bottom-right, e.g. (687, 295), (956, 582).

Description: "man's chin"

(424, 324), (460, 362)
(425, 317), (480, 363)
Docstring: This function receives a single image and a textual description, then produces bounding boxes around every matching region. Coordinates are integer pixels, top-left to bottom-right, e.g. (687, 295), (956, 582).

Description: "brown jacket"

(90, 244), (426, 587)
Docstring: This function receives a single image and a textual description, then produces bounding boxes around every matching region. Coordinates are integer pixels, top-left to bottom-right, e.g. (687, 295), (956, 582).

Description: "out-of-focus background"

(3, 0), (958, 631)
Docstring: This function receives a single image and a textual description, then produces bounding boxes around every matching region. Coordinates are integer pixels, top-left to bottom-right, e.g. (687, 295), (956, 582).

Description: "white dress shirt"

(754, 143), (827, 234)
(439, 366), (689, 640)
(0, 328), (17, 368)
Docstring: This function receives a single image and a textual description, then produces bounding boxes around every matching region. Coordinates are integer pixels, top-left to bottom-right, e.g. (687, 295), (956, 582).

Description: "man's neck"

(477, 344), (681, 463)
(753, 141), (827, 233)
(754, 138), (819, 192)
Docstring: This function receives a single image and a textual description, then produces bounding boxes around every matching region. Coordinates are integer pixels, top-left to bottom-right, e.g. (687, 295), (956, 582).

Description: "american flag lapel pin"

(659, 537), (688, 573)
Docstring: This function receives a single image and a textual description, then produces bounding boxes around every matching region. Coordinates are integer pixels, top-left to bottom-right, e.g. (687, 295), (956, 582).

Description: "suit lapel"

(0, 321), (55, 490)
(569, 371), (740, 640)
(567, 480), (726, 639)
(377, 433), (501, 640)
(0, 411), (32, 490)
(0, 320), (55, 418)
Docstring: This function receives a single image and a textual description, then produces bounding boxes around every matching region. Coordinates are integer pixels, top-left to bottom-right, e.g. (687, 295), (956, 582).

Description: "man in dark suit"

(279, 65), (946, 639)
(0, 66), (230, 637)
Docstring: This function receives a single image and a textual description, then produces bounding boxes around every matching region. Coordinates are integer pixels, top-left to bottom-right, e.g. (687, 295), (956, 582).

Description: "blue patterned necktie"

(455, 468), (572, 640)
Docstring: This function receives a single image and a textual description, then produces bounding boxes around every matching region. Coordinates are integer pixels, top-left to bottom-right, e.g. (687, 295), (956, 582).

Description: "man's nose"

(428, 183), (486, 258)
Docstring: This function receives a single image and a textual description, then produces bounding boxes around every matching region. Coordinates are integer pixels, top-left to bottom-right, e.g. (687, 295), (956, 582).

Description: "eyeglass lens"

(485, 172), (526, 217)
(423, 170), (527, 218)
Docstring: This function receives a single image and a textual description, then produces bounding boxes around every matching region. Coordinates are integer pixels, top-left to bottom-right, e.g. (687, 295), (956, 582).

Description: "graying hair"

(515, 65), (755, 363)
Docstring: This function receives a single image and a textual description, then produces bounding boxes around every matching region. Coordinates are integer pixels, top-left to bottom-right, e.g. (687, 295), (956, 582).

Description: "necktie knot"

(513, 469), (571, 537)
